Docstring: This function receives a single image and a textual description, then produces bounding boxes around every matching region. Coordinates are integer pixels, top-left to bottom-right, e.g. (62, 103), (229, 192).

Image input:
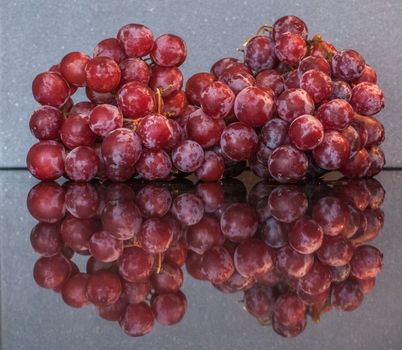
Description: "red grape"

(136, 149), (172, 180)
(33, 254), (71, 289)
(89, 104), (123, 137)
(275, 32), (307, 66)
(331, 50), (365, 82)
(89, 230), (124, 262)
(119, 57), (151, 85)
(151, 34), (187, 67)
(32, 71), (70, 107)
(93, 37), (126, 63)
(85, 56), (121, 93)
(60, 115), (96, 149)
(118, 247), (155, 282)
(29, 106), (64, 140)
(117, 81), (156, 119)
(312, 131), (350, 170)
(277, 88), (314, 123)
(172, 140), (204, 172)
(244, 35), (278, 72)
(117, 23), (154, 58)
(60, 51), (90, 87)
(61, 273), (90, 308)
(350, 82), (384, 116)
(220, 122), (258, 161)
(288, 218), (324, 254)
(289, 114), (324, 150)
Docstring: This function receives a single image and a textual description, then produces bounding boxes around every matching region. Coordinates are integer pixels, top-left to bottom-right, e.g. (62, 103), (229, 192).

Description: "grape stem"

(236, 24), (272, 52)
(156, 88), (162, 114)
(156, 253), (163, 273)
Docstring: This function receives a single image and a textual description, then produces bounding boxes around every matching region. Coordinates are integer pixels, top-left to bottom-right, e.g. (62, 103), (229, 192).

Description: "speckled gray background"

(0, 0), (401, 167)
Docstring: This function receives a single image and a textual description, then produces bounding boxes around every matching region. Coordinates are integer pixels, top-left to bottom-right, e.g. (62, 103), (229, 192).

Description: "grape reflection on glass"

(28, 174), (385, 338)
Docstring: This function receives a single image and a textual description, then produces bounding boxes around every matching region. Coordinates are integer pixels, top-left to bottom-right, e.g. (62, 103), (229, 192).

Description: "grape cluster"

(27, 16), (385, 184)
(28, 175), (385, 338)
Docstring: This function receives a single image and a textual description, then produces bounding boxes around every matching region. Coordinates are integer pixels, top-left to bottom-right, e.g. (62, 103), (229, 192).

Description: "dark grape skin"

(260, 218), (289, 249)
(119, 57), (151, 85)
(93, 37), (127, 63)
(172, 140), (205, 172)
(214, 270), (253, 293)
(300, 69), (333, 103)
(244, 35), (278, 72)
(88, 104), (123, 137)
(316, 235), (354, 267)
(149, 65), (183, 98)
(352, 114), (384, 147)
(220, 203), (258, 243)
(101, 128), (142, 170)
(27, 141), (65, 181)
(276, 88), (315, 123)
(186, 216), (224, 254)
(200, 81), (235, 119)
(30, 222), (63, 257)
(211, 57), (240, 79)
(118, 247), (155, 283)
(32, 71), (70, 107)
(289, 115), (324, 151)
(186, 251), (208, 281)
(274, 32), (307, 66)
(312, 196), (349, 236)
(60, 115), (96, 149)
(29, 106), (64, 140)
(85, 88), (115, 109)
(340, 148), (371, 178)
(218, 65), (256, 95)
(85, 56), (121, 93)
(165, 239), (188, 268)
(331, 278), (364, 311)
(69, 101), (95, 118)
(272, 15), (308, 40)
(138, 218), (173, 254)
(171, 193), (204, 226)
(331, 264), (351, 282)
(152, 292), (187, 326)
(298, 56), (331, 77)
(350, 245), (383, 280)
(33, 254), (71, 289)
(151, 34), (187, 67)
(276, 245), (314, 278)
(260, 118), (290, 149)
(27, 182), (66, 223)
(136, 149), (172, 180)
(163, 91), (188, 118)
(137, 113), (173, 150)
(272, 316), (306, 338)
(88, 230), (124, 262)
(185, 72), (216, 106)
(331, 80), (352, 101)
(268, 145), (309, 183)
(352, 65), (377, 85)
(255, 69), (284, 96)
(117, 23), (154, 58)
(195, 150), (225, 182)
(312, 131), (351, 170)
(366, 146), (385, 177)
(298, 260), (333, 295)
(268, 185), (308, 223)
(96, 298), (127, 321)
(234, 86), (275, 128)
(350, 82), (384, 116)
(284, 70), (300, 89)
(136, 185), (172, 218)
(60, 215), (97, 252)
(117, 81), (156, 119)
(234, 239), (273, 279)
(196, 182), (224, 213)
(186, 109), (225, 148)
(331, 49), (366, 82)
(342, 126), (361, 158)
(119, 302), (154, 337)
(316, 99), (354, 131)
(121, 279), (151, 305)
(288, 218), (324, 254)
(60, 51), (90, 87)
(220, 122), (258, 161)
(151, 263), (183, 293)
(101, 199), (142, 240)
(200, 246), (235, 284)
(243, 284), (277, 325)
(61, 273), (90, 308)
(273, 292), (306, 327)
(64, 146), (99, 182)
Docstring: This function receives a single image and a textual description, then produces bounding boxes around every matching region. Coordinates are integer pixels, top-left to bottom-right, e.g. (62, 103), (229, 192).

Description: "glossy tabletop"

(1, 170), (401, 350)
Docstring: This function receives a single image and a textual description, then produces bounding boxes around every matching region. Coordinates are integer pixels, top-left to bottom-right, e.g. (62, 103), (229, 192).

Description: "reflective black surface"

(1, 170), (402, 349)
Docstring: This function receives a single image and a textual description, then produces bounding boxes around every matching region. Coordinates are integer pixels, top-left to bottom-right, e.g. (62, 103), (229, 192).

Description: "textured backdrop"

(1, 0), (401, 167)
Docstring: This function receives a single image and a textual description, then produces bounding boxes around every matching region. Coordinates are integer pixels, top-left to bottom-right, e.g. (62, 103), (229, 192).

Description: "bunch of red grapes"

(28, 176), (384, 338)
(27, 16), (385, 184)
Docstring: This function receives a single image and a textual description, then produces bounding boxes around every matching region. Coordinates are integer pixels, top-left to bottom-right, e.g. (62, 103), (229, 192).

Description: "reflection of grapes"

(28, 173), (385, 338)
